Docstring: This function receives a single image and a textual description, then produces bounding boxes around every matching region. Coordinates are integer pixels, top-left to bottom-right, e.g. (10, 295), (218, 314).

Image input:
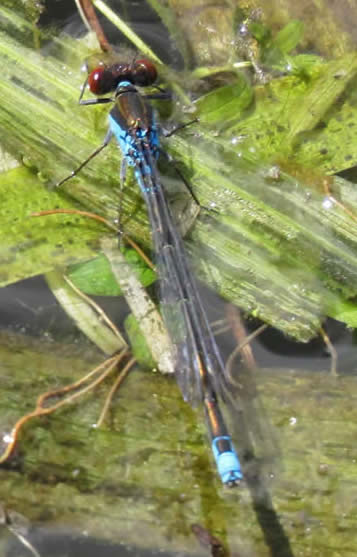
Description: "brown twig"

(96, 356), (136, 427)
(191, 524), (227, 557)
(0, 350), (129, 464)
(75, 0), (112, 52)
(31, 208), (155, 270)
(63, 274), (123, 341)
(226, 305), (260, 370)
(319, 326), (338, 376)
(225, 322), (267, 387)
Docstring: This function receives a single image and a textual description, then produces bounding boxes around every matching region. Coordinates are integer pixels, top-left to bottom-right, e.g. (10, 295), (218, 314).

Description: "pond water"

(0, 1), (357, 556)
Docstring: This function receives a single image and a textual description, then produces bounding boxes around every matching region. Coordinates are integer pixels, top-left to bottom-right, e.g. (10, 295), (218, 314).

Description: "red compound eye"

(133, 59), (157, 86)
(88, 66), (115, 95)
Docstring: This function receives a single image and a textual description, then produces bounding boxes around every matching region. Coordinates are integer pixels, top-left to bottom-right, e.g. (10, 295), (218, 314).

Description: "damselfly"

(58, 58), (243, 486)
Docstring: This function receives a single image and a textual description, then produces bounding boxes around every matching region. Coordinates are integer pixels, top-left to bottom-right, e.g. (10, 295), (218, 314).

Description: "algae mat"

(0, 331), (355, 556)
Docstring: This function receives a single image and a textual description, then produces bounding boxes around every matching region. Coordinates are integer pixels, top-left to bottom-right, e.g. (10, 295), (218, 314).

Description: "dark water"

(1, 2), (357, 557)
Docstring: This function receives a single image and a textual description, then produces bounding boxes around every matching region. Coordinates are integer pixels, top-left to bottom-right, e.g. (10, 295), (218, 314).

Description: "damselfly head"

(87, 58), (158, 95)
(132, 59), (157, 86)
(88, 64), (119, 95)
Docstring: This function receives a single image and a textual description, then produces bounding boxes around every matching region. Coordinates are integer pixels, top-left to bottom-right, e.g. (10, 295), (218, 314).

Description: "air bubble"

(322, 196), (334, 210)
(2, 433), (13, 444)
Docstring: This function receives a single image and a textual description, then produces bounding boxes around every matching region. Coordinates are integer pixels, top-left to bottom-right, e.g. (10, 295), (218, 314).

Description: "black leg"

(159, 148), (201, 208)
(163, 118), (198, 138)
(161, 119), (219, 213)
(144, 91), (172, 101)
(56, 129), (113, 187)
(80, 97), (115, 106)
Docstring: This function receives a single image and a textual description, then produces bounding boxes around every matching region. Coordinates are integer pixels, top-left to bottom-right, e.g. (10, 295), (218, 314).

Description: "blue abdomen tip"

(217, 451), (243, 484)
(212, 436), (243, 484)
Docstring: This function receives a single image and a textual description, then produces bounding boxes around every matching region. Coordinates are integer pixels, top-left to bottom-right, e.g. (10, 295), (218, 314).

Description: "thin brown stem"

(96, 356), (136, 427)
(63, 274), (123, 341)
(319, 326), (338, 376)
(76, 0), (112, 52)
(225, 323), (267, 387)
(0, 351), (128, 464)
(31, 208), (155, 270)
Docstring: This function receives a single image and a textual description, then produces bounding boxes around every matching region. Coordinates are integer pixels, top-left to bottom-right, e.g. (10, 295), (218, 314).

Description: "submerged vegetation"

(1, 2), (357, 556)
(1, 2), (357, 345)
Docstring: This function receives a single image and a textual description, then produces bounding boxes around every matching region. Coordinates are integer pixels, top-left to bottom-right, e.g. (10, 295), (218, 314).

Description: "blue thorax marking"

(108, 80), (160, 194)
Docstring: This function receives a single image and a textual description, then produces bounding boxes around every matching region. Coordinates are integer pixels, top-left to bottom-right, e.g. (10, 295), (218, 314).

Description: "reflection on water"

(4, 526), (206, 557)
